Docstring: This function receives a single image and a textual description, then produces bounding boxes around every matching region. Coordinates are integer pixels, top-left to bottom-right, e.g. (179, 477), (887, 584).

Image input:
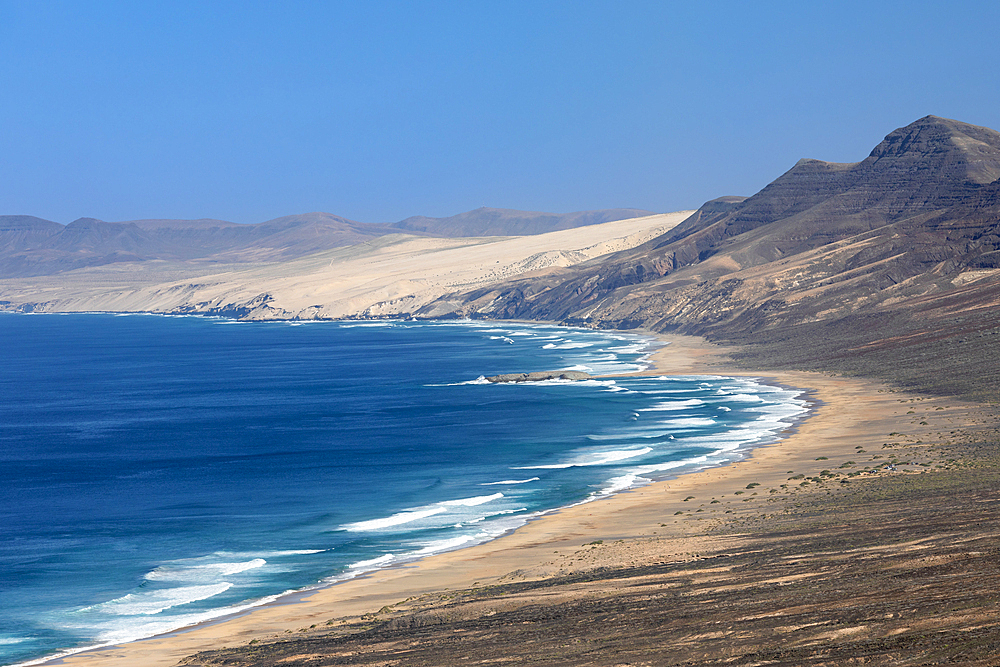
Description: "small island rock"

(485, 370), (593, 383)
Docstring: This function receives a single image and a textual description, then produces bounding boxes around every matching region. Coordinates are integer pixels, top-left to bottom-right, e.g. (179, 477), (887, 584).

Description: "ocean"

(0, 314), (808, 666)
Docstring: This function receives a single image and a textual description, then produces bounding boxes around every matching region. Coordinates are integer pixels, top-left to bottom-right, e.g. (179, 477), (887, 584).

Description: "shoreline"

(33, 329), (954, 667)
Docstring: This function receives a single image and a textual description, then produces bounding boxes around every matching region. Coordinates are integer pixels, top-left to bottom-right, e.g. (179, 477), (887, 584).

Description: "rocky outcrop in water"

(485, 371), (593, 383)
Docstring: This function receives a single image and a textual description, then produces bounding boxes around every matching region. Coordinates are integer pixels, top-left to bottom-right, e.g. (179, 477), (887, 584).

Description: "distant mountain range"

(430, 116), (1000, 400)
(391, 208), (655, 237)
(0, 208), (655, 278)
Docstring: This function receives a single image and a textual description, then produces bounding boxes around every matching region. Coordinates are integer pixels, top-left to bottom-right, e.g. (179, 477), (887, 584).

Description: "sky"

(1, 1), (998, 225)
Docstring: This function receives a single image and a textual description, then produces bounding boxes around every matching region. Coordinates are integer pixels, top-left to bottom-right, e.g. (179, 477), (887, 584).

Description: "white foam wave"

(586, 430), (672, 441)
(542, 341), (594, 349)
(335, 321), (397, 328)
(637, 398), (706, 411)
(208, 549), (324, 559)
(348, 554), (395, 569)
(633, 455), (712, 475)
(606, 344), (646, 354)
(83, 582), (234, 616)
(595, 473), (648, 496)
(342, 507), (448, 532)
(482, 477), (540, 485)
(660, 417), (716, 427)
(675, 425), (782, 450)
(410, 535), (477, 556)
(711, 392), (765, 402)
(341, 494), (504, 532)
(0, 637), (28, 645)
(13, 585), (300, 666)
(426, 375), (490, 386)
(82, 588), (295, 649)
(440, 492), (505, 507)
(514, 447), (652, 469)
(638, 388), (703, 394)
(144, 558), (266, 582)
(457, 507), (525, 527)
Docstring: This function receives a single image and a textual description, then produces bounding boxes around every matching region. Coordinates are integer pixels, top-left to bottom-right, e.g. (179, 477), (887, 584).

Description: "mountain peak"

(67, 217), (107, 227)
(865, 116), (1000, 185)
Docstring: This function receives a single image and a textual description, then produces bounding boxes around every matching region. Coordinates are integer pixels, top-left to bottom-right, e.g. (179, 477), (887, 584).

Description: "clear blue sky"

(2, 0), (998, 224)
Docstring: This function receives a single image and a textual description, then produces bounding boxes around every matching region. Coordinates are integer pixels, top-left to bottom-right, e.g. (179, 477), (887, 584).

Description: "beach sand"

(47, 333), (974, 667)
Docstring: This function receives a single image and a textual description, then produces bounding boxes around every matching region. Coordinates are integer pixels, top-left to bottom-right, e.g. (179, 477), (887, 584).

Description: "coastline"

(36, 330), (961, 667)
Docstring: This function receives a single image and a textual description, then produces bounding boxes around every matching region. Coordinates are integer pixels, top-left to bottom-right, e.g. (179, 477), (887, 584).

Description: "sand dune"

(0, 211), (691, 320)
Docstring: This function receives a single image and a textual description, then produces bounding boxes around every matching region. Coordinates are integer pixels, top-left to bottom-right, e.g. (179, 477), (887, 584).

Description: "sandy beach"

(38, 330), (980, 667)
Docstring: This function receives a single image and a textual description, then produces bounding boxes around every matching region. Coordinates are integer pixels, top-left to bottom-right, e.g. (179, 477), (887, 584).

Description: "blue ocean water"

(0, 314), (808, 666)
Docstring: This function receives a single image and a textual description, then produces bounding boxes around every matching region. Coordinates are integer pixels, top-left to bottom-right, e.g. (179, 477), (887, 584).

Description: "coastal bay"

(45, 332), (993, 667)
(2, 316), (800, 665)
(7, 116), (1000, 665)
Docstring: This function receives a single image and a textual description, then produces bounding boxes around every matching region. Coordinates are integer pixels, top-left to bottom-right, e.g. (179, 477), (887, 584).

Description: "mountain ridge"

(0, 207), (654, 278)
(390, 207), (656, 237)
(420, 116), (1000, 400)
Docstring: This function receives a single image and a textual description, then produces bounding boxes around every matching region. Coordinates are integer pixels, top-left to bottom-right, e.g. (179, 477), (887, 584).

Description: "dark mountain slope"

(426, 116), (1000, 400)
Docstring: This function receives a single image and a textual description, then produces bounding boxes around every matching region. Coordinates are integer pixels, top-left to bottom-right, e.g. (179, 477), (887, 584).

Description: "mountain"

(0, 216), (65, 253)
(428, 116), (1000, 400)
(0, 208), (656, 278)
(390, 207), (657, 237)
(0, 212), (393, 277)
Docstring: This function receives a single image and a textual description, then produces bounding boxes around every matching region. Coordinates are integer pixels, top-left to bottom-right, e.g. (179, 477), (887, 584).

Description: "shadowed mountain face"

(430, 116), (1000, 400)
(0, 209), (656, 278)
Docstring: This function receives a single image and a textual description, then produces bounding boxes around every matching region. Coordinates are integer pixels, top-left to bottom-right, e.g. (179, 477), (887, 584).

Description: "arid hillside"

(428, 116), (1000, 400)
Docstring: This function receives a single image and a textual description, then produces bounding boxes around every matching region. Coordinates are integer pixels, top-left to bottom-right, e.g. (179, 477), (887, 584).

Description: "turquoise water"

(0, 314), (808, 665)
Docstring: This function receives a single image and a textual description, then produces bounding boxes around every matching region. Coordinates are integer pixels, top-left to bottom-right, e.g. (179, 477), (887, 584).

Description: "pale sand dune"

(47, 333), (970, 667)
(0, 211), (692, 319)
